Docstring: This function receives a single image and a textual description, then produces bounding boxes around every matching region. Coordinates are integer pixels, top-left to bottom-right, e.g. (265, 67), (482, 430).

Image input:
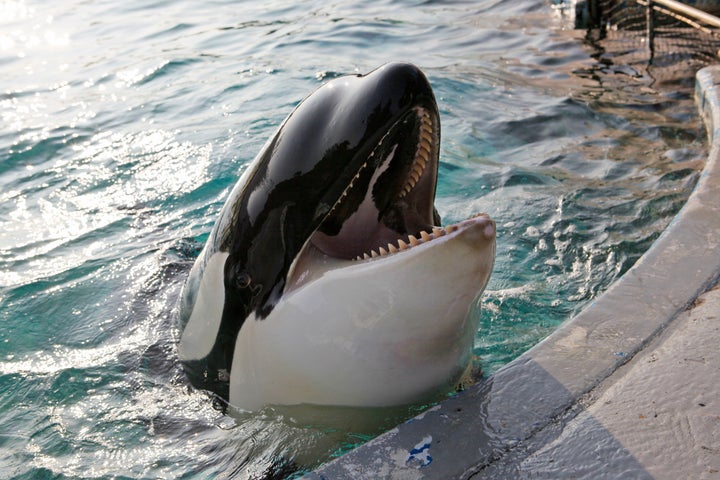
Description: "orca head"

(234, 62), (442, 314)
(178, 63), (496, 407)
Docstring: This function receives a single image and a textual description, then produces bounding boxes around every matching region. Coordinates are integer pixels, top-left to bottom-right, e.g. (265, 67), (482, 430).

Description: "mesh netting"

(581, 0), (720, 86)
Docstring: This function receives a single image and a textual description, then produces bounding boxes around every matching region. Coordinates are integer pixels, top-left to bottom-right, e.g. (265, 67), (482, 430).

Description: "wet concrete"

(474, 284), (720, 479)
(307, 66), (720, 480)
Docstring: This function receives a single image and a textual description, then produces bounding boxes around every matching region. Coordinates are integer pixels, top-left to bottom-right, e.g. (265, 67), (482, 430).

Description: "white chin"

(229, 215), (496, 411)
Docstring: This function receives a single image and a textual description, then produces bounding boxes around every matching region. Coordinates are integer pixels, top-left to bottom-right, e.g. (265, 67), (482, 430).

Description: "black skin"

(179, 63), (441, 398)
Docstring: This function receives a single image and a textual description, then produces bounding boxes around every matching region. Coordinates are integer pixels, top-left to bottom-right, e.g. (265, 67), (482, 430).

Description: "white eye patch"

(178, 252), (228, 361)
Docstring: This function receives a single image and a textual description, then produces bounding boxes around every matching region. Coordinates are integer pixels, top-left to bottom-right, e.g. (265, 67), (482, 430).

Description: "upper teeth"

(399, 109), (434, 199)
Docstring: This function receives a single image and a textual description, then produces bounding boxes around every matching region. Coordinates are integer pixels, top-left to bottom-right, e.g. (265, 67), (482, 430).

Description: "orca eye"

(235, 272), (252, 289)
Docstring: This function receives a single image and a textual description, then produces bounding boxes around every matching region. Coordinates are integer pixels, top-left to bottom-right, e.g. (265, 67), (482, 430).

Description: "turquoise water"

(0, 0), (705, 478)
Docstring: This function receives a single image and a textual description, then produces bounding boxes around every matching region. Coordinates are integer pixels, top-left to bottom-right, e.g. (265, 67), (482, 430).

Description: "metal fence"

(573, 0), (720, 85)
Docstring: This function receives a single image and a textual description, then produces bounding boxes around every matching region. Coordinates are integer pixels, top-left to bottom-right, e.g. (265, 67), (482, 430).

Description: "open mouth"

(305, 105), (489, 265)
(351, 213), (494, 261)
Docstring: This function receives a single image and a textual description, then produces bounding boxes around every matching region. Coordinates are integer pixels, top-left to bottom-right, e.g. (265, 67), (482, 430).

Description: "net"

(572, 0), (720, 86)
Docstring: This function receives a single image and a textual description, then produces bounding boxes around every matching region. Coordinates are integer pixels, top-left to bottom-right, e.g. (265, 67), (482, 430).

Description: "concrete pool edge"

(307, 66), (720, 479)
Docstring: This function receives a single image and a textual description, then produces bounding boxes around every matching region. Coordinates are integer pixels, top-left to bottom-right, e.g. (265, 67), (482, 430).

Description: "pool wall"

(307, 65), (720, 479)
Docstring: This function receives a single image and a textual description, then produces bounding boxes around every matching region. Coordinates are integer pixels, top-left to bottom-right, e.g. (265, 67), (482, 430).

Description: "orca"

(177, 63), (496, 411)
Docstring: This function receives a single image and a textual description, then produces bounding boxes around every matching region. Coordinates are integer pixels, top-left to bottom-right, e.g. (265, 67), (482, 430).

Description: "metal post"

(589, 0), (602, 29)
(646, 0), (655, 62)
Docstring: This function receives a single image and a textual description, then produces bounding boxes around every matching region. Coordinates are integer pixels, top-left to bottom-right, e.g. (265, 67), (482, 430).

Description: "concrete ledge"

(308, 66), (720, 479)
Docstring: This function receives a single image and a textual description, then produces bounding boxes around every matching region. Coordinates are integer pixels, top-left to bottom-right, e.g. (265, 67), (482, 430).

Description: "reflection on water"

(0, 0), (705, 477)
(0, 129), (211, 286)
